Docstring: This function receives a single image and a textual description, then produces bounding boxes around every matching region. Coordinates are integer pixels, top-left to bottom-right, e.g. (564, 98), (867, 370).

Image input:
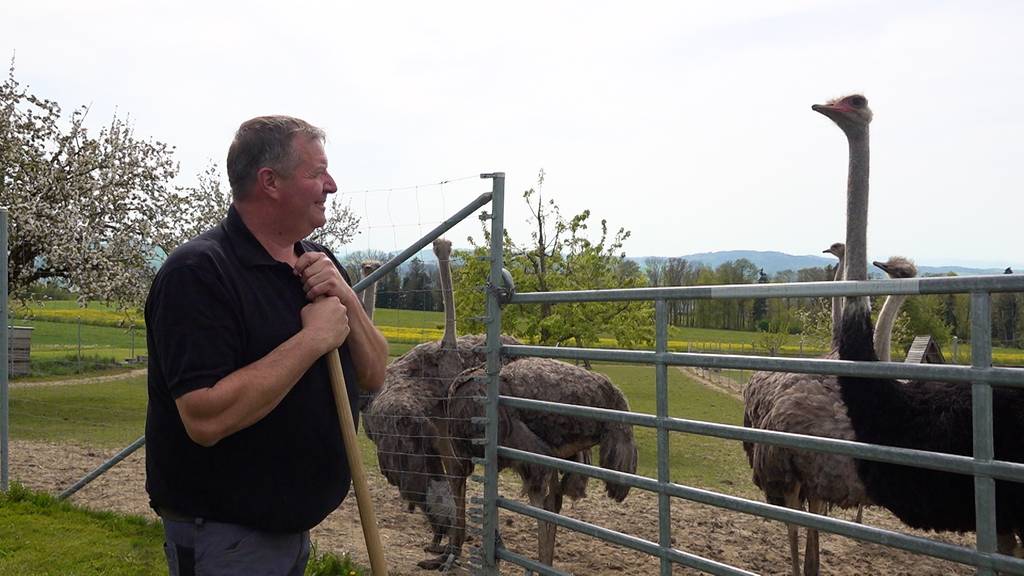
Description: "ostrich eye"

(850, 96), (866, 107)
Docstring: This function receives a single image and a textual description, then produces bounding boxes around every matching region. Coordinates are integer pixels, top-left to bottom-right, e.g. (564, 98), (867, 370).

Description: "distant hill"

(633, 250), (833, 276)
(337, 247), (1011, 277)
(630, 250), (1008, 277)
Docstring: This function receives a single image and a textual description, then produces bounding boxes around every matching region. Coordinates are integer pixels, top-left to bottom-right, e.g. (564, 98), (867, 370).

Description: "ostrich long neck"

(831, 253), (845, 350)
(873, 293), (907, 362)
(438, 253), (457, 350)
(360, 269), (379, 321)
(843, 132), (870, 287)
(839, 130), (876, 362)
(362, 283), (377, 320)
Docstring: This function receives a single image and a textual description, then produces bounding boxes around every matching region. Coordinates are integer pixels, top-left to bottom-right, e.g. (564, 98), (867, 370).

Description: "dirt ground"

(10, 433), (981, 576)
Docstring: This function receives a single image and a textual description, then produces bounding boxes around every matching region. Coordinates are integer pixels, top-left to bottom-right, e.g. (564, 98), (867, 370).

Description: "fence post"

(481, 172), (505, 574)
(655, 300), (672, 576)
(970, 292), (996, 576)
(1, 208), (9, 491)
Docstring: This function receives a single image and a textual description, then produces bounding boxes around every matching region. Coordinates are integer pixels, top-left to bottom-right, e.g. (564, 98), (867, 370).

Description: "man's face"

(277, 136), (337, 235)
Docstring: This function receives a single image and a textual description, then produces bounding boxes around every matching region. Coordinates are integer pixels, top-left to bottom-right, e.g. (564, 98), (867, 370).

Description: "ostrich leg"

(440, 443), (470, 559)
(531, 471), (564, 566)
(783, 487), (802, 576)
(804, 497), (825, 576)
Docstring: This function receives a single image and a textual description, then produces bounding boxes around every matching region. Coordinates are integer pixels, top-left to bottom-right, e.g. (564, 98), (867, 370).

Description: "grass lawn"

(0, 485), (166, 575)
(9, 379), (148, 448)
(0, 484), (366, 576)
(593, 363), (751, 494)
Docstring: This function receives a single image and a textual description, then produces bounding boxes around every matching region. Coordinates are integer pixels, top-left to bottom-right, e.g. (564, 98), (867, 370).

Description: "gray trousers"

(162, 517), (310, 576)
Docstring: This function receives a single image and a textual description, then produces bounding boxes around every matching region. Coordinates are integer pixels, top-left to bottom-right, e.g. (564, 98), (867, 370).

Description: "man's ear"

(256, 167), (280, 200)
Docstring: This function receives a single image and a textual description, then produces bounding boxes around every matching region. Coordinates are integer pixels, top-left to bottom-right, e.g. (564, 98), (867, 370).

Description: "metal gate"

(472, 176), (1024, 575)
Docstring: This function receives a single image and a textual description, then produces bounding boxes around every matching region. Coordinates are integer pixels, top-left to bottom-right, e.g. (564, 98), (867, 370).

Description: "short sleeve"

(149, 264), (241, 398)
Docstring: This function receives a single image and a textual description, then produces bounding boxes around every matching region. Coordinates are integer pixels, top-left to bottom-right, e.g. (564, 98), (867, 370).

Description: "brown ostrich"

(818, 94), (1024, 556)
(445, 357), (638, 569)
(404, 236), (638, 571)
(363, 239), (519, 565)
(743, 248), (915, 575)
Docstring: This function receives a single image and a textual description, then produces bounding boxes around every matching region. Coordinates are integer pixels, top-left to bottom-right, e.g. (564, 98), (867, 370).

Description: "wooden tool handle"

(327, 349), (388, 575)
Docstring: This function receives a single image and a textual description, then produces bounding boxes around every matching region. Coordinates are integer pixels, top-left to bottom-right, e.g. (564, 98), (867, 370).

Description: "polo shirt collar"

(224, 204), (308, 267)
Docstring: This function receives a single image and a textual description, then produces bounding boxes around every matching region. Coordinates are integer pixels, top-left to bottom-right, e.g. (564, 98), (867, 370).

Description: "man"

(145, 116), (388, 575)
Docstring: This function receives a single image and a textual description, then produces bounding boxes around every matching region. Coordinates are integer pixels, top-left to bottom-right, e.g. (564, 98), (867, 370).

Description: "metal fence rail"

(476, 273), (1024, 575)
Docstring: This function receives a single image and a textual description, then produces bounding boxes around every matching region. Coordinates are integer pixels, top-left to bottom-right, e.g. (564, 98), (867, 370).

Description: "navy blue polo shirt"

(145, 204), (359, 533)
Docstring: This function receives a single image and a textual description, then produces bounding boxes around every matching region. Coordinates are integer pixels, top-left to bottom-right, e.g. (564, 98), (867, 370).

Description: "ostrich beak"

(812, 103), (846, 121)
(873, 260), (890, 274)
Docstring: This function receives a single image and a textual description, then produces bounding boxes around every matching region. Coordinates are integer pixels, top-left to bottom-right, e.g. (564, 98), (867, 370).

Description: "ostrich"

(363, 239), (519, 564)
(445, 357), (638, 568)
(405, 238), (637, 570)
(359, 260), (382, 320)
(823, 242), (846, 349)
(742, 249), (915, 575)
(871, 256), (917, 362)
(815, 93), (1024, 555)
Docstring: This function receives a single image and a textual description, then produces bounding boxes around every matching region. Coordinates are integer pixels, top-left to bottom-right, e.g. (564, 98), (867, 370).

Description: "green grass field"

(12, 301), (1024, 372)
(593, 363), (751, 492)
(8, 363), (749, 490)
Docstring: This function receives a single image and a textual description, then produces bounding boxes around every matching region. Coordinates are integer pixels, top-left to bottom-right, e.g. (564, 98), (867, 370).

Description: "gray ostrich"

(817, 93), (1024, 556)
(363, 239), (518, 566)
(445, 357), (638, 569)
(742, 250), (916, 576)
(358, 260), (382, 320)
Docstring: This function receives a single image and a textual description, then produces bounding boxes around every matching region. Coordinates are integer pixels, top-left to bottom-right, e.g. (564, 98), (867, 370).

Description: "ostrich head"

(812, 94), (873, 135)
(823, 242), (845, 259)
(432, 237), (452, 261)
(873, 256), (918, 279)
(360, 259), (382, 277)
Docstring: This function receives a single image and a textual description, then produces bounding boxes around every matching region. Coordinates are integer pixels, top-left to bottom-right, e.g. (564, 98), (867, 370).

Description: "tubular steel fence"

(469, 270), (1024, 575)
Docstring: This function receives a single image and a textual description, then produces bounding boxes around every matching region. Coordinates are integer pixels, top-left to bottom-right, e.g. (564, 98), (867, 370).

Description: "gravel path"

(10, 367), (148, 389)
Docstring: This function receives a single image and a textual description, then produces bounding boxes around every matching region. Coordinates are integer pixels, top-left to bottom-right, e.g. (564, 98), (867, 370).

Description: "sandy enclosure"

(10, 435), (980, 576)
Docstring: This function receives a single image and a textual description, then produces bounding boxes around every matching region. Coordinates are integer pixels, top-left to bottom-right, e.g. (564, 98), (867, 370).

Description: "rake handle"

(326, 348), (388, 575)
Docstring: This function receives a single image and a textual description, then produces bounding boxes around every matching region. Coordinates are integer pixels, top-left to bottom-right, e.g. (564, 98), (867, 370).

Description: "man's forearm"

(175, 329), (327, 447)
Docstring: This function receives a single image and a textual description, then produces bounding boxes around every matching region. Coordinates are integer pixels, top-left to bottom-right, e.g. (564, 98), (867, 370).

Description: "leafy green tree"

(892, 296), (952, 353)
(376, 265), (403, 310)
(752, 268), (769, 326)
(663, 257), (699, 326)
(400, 257), (435, 311)
(644, 257), (663, 287)
(454, 170), (652, 351)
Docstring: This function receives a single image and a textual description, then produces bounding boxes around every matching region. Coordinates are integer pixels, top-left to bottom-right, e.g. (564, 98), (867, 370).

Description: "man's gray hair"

(227, 116), (326, 200)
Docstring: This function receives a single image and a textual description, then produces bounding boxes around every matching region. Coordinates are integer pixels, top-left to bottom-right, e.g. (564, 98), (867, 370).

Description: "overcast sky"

(3, 0), (1021, 268)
